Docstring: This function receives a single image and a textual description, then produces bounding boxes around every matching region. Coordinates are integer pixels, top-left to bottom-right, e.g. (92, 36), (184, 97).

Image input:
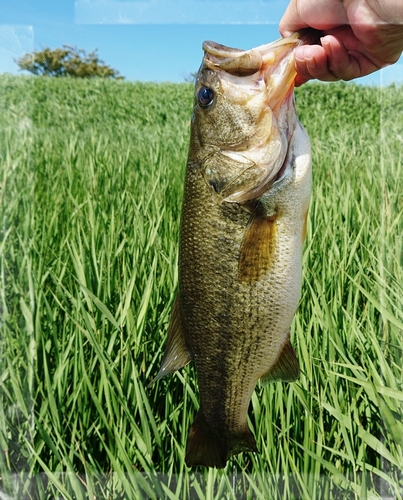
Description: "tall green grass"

(0, 74), (402, 499)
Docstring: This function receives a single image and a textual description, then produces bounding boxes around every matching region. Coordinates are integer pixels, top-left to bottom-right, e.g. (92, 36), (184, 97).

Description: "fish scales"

(154, 34), (312, 468)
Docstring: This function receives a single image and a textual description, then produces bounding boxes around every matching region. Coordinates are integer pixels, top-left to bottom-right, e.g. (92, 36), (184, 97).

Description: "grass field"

(0, 73), (402, 499)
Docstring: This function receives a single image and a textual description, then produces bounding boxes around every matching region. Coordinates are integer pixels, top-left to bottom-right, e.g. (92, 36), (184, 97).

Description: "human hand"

(279, 0), (403, 86)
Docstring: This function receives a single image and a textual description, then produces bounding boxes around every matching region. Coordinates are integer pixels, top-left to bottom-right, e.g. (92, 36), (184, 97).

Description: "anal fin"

(151, 295), (191, 383)
(260, 335), (300, 385)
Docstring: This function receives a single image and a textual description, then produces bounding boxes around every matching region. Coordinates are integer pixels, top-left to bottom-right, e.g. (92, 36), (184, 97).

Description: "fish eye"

(197, 86), (214, 109)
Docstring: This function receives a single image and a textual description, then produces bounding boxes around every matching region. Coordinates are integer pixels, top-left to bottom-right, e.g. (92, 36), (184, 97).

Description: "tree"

(16, 45), (123, 79)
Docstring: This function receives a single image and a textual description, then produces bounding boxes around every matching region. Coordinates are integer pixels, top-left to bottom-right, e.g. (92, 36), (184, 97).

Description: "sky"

(1, 0), (403, 85)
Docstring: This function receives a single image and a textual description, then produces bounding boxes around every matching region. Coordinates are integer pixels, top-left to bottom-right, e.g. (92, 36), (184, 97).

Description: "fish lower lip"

(260, 37), (300, 110)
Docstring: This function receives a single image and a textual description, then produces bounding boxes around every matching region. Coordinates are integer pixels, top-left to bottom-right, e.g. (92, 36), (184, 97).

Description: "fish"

(154, 33), (312, 469)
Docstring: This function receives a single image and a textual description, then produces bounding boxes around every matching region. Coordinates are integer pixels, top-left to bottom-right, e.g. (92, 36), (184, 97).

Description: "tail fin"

(185, 410), (258, 468)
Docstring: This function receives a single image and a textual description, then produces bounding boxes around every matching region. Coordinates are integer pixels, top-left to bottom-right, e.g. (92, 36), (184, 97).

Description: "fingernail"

(320, 37), (329, 48)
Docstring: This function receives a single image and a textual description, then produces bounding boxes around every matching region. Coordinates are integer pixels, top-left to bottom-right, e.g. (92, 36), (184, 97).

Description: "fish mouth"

(202, 33), (301, 104)
(201, 35), (301, 204)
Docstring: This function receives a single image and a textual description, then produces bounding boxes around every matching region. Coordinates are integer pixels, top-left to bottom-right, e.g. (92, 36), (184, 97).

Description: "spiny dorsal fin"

(151, 296), (191, 384)
(260, 336), (300, 385)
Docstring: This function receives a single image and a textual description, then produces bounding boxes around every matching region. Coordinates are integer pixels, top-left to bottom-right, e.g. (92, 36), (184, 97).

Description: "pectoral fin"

(260, 336), (300, 385)
(152, 296), (191, 383)
(238, 210), (277, 283)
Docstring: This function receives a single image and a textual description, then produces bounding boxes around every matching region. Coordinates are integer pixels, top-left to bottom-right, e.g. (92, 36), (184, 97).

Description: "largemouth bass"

(154, 33), (311, 469)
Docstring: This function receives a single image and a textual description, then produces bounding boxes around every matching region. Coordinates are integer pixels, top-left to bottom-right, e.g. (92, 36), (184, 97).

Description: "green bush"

(16, 45), (123, 79)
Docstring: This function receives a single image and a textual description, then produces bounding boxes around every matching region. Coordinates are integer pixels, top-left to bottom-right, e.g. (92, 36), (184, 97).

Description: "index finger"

(279, 0), (349, 37)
